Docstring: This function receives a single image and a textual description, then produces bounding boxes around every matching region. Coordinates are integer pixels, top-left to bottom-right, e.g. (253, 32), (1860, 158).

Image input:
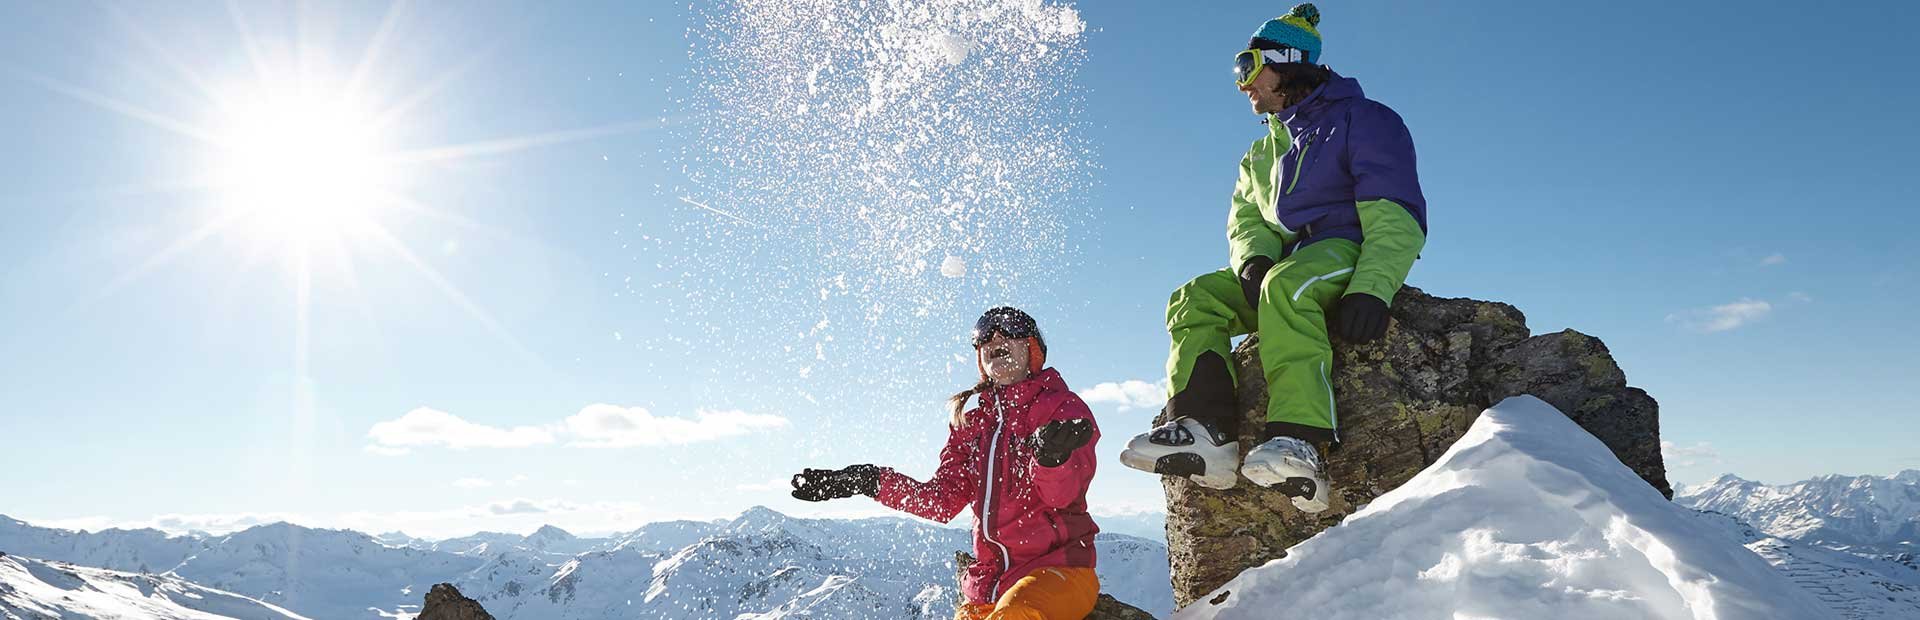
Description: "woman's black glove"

(1238, 256), (1276, 309)
(1031, 419), (1093, 467)
(1333, 293), (1390, 343)
(789, 464), (882, 502)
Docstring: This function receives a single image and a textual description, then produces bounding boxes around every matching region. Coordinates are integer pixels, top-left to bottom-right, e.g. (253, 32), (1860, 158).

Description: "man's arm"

(1228, 154), (1286, 276)
(1344, 102), (1428, 306)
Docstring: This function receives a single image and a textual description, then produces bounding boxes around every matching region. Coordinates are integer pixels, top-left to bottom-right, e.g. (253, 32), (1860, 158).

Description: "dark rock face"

(955, 552), (1158, 619)
(418, 583), (495, 620)
(1157, 287), (1671, 607)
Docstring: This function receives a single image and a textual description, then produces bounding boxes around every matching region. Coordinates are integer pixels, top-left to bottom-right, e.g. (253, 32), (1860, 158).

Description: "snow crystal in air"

(931, 32), (972, 65)
(940, 255), (967, 278)
(654, 0), (1092, 413)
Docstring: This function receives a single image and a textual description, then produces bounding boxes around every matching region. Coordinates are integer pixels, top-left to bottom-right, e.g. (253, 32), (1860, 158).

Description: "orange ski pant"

(953, 566), (1100, 620)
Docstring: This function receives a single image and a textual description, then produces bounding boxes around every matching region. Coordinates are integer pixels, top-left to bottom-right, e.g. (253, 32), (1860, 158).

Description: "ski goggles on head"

(1233, 47), (1305, 87)
(971, 309), (1040, 348)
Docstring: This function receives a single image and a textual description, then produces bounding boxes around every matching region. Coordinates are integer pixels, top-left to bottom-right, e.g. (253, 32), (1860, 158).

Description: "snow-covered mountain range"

(0, 508), (1171, 619)
(0, 553), (308, 619)
(1677, 470), (1920, 557)
(1687, 510), (1920, 620)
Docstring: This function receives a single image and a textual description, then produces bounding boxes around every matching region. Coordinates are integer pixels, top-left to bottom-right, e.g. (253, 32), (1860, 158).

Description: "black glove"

(1031, 418), (1093, 467)
(1238, 256), (1275, 309)
(789, 464), (882, 502)
(1333, 293), (1390, 343)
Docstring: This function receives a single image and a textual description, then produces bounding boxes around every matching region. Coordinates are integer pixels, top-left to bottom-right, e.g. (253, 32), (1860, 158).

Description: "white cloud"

(487, 499), (556, 515)
(1081, 379), (1168, 411)
(1088, 501), (1169, 518)
(1760, 253), (1787, 266)
(366, 407), (556, 450)
(1662, 440), (1722, 468)
(563, 405), (790, 448)
(364, 405), (789, 453)
(29, 512), (310, 536)
(453, 478), (493, 489)
(506, 474), (530, 487)
(1789, 291), (1813, 303)
(736, 477), (792, 492)
(1666, 298), (1771, 333)
(22, 500), (725, 541)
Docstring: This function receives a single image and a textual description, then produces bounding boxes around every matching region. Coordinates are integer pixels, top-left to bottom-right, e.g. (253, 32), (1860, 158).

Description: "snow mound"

(0, 553), (309, 619)
(1179, 396), (1835, 620)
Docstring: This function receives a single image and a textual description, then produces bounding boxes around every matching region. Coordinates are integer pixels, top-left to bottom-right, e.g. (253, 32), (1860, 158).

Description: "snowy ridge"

(1179, 396), (1834, 620)
(0, 553), (308, 619)
(1677, 470), (1920, 556)
(0, 509), (1170, 619)
(167, 522), (486, 619)
(1686, 510), (1920, 619)
(0, 515), (207, 575)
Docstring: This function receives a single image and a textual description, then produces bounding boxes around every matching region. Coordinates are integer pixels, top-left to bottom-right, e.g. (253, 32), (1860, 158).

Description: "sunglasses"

(971, 310), (1040, 348)
(1233, 47), (1305, 87)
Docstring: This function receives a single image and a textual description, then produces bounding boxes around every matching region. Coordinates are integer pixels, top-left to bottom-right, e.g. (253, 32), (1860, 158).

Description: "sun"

(38, 0), (660, 376)
(209, 81), (394, 246)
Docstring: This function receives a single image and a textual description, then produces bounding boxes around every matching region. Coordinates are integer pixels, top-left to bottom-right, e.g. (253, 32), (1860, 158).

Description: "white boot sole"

(1119, 441), (1239, 491)
(1241, 454), (1330, 513)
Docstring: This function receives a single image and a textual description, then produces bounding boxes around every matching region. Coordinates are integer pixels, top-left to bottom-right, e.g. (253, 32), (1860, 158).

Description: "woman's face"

(977, 333), (1033, 386)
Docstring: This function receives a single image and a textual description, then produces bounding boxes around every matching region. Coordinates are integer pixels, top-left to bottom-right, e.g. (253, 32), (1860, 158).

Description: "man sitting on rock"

(1119, 4), (1427, 513)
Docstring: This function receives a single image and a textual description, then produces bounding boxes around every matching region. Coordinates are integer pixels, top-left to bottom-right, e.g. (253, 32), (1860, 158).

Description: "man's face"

(1240, 62), (1306, 115)
(977, 333), (1033, 386)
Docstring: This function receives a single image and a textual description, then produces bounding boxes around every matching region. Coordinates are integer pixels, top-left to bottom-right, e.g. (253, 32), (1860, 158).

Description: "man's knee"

(1165, 273), (1217, 326)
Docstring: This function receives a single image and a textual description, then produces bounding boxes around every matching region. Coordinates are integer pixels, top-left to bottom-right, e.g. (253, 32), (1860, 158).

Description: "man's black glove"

(1031, 418), (1093, 467)
(789, 464), (882, 502)
(1333, 293), (1390, 343)
(1238, 256), (1275, 309)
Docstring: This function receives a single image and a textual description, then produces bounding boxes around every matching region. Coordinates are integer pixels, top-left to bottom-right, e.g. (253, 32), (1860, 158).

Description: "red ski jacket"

(875, 368), (1101, 604)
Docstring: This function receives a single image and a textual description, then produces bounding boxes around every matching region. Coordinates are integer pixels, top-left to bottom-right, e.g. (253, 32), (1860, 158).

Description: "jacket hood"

(1269, 71), (1363, 129)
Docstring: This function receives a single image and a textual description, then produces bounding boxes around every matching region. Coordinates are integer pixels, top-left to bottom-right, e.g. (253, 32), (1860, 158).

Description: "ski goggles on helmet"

(1233, 47), (1305, 87)
(971, 307), (1040, 348)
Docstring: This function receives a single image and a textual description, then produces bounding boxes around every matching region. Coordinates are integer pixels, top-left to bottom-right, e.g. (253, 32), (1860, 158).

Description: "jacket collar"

(1267, 71), (1363, 133)
(977, 368), (1066, 413)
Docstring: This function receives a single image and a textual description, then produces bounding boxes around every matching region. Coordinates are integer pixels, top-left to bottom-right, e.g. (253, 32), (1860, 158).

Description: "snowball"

(940, 255), (967, 278)
(931, 32), (971, 66)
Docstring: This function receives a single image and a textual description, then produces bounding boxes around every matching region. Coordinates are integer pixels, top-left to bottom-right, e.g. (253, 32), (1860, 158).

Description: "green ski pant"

(1164, 239), (1361, 437)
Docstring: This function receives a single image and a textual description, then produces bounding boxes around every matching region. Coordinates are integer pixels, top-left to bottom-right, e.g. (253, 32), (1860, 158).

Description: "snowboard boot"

(1120, 416), (1240, 489)
(1240, 435), (1331, 513)
(1119, 352), (1241, 490)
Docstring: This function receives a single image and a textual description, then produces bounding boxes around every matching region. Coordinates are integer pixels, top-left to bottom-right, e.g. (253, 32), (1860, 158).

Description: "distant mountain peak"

(526, 525), (575, 543)
(727, 506), (792, 531)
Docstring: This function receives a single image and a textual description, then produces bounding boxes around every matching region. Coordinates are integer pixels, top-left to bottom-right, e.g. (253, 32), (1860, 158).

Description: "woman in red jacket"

(791, 306), (1102, 620)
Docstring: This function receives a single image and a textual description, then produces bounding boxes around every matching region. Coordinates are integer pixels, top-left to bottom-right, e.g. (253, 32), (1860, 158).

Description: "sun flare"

(210, 84), (393, 245)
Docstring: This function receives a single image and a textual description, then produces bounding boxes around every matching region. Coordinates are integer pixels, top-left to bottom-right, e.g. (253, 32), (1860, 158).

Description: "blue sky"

(1, 0), (1916, 538)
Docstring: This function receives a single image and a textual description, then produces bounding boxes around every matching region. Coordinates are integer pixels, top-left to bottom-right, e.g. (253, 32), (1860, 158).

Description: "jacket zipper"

(1265, 129), (1297, 237)
(1286, 135), (1312, 195)
(981, 389), (1012, 600)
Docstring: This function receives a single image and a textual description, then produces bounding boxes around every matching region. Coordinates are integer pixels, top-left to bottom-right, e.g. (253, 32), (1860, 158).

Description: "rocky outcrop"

(1158, 286), (1670, 607)
(418, 583), (495, 620)
(955, 552), (1157, 619)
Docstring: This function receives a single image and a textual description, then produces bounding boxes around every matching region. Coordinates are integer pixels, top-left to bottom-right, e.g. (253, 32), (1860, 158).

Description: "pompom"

(1288, 3), (1321, 27)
